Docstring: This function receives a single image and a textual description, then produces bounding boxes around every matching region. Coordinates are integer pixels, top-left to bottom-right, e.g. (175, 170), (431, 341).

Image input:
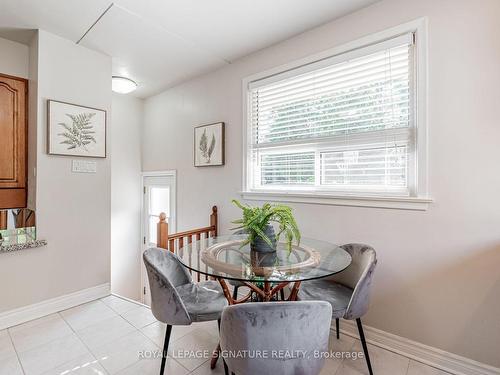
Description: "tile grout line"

(134, 318), (192, 373)
(68, 301), (149, 375)
(405, 358), (411, 375)
(97, 296), (187, 374)
(6, 328), (27, 375)
(329, 334), (358, 375)
(9, 311), (100, 374)
(187, 358), (217, 375)
(102, 295), (144, 315)
(178, 323), (228, 374)
(63, 298), (169, 374)
(8, 313), (85, 373)
(57, 310), (112, 375)
(88, 296), (189, 374)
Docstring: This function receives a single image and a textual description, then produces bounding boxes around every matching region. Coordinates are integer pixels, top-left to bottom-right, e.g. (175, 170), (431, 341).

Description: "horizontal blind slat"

(254, 53), (409, 100)
(254, 92), (410, 125)
(248, 34), (414, 194)
(252, 70), (409, 109)
(255, 45), (409, 96)
(254, 102), (410, 134)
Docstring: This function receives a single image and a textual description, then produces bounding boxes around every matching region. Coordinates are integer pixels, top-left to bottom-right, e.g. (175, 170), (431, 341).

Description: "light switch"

(72, 160), (97, 173)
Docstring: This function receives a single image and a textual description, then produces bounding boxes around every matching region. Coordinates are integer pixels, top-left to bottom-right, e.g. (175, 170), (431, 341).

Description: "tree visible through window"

(247, 33), (416, 196)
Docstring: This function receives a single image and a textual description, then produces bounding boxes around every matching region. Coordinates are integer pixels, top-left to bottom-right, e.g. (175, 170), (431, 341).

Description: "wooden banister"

(167, 226), (214, 240)
(156, 206), (218, 258)
(210, 206), (218, 236)
(157, 212), (169, 250)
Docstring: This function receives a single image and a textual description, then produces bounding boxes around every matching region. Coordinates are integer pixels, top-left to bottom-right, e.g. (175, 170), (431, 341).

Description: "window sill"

(239, 191), (433, 211)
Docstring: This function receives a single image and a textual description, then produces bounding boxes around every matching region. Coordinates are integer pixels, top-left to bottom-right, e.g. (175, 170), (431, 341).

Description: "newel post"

(210, 206), (218, 237)
(157, 212), (169, 250)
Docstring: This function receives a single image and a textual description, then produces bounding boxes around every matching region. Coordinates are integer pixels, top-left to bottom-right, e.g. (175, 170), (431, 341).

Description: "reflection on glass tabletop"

(176, 235), (352, 283)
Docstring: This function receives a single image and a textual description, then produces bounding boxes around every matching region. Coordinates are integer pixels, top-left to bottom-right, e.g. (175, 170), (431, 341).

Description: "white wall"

(0, 36), (29, 78)
(0, 30), (112, 312)
(111, 93), (143, 301)
(142, 0), (500, 367)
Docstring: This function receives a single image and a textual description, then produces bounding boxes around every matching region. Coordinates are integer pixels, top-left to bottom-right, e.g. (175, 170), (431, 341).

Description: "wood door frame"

(140, 170), (177, 304)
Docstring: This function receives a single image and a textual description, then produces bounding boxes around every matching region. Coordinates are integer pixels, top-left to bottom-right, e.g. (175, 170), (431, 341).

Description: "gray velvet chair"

(299, 243), (377, 375)
(220, 301), (332, 375)
(143, 247), (229, 375)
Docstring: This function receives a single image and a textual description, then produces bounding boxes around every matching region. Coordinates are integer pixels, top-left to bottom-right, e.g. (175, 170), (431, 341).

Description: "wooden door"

(0, 73), (27, 209)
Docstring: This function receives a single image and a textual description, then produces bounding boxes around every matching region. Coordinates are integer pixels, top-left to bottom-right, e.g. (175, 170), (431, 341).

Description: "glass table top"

(177, 235), (352, 283)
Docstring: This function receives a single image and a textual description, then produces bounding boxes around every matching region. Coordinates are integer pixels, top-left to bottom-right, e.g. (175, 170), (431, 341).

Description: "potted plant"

(231, 199), (300, 253)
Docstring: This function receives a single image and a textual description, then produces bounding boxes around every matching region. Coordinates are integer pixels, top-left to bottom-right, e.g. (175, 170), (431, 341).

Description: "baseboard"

(110, 292), (149, 308)
(336, 320), (500, 375)
(0, 283), (110, 330)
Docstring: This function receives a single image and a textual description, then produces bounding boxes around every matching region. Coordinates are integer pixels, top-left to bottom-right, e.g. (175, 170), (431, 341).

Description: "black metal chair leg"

(336, 318), (340, 339)
(280, 289), (285, 301)
(356, 318), (373, 375)
(232, 286), (239, 301)
(218, 319), (230, 375)
(160, 325), (172, 375)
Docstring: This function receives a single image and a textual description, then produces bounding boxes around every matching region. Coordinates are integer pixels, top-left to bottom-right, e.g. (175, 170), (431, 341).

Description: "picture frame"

(47, 99), (107, 158)
(194, 122), (225, 167)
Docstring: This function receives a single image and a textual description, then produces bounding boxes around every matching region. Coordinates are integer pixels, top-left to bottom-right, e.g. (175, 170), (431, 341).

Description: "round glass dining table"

(177, 234), (352, 304)
(177, 234), (351, 369)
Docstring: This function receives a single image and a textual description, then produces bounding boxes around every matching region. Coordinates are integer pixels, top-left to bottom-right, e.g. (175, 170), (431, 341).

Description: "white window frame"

(241, 18), (431, 211)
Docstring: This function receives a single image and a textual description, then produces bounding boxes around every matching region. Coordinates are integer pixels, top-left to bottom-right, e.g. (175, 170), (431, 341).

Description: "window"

(243, 29), (428, 208)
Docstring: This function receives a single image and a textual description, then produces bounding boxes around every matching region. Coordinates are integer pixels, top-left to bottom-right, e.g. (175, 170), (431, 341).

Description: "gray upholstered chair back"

(220, 301), (332, 375)
(329, 243), (377, 320)
(143, 248), (193, 325)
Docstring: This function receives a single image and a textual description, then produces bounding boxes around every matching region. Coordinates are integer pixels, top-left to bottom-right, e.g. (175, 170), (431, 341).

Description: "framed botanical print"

(194, 122), (225, 167)
(47, 100), (107, 158)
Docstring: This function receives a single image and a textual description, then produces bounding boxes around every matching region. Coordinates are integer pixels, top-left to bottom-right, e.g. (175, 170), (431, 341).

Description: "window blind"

(247, 33), (416, 196)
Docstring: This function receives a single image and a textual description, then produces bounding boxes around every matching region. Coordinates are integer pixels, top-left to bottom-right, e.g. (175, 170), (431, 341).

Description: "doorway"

(141, 171), (176, 305)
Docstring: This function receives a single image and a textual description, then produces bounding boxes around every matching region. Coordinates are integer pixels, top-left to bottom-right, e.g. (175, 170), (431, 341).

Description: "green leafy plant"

(231, 199), (300, 251)
(58, 113), (97, 151)
(199, 129), (216, 163)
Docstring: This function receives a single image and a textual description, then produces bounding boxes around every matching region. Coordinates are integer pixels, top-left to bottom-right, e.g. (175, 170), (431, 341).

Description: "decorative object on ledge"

(0, 209), (44, 253)
(231, 199), (300, 253)
(0, 239), (47, 253)
(194, 122), (225, 166)
(47, 100), (107, 158)
(0, 208), (35, 230)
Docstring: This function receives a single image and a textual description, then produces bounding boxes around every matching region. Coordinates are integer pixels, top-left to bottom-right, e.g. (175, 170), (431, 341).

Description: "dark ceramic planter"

(250, 249), (278, 268)
(250, 224), (277, 253)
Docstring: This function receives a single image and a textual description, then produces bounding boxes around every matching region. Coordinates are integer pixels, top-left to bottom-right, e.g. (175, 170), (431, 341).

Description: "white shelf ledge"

(0, 239), (47, 253)
(240, 191), (433, 211)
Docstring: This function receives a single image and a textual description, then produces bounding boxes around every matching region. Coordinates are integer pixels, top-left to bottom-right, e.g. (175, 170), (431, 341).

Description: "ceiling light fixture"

(112, 76), (138, 94)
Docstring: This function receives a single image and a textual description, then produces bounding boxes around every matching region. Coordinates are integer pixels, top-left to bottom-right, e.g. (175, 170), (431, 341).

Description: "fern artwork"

(48, 100), (107, 158)
(194, 122), (225, 166)
(58, 113), (97, 151)
(198, 129), (216, 163)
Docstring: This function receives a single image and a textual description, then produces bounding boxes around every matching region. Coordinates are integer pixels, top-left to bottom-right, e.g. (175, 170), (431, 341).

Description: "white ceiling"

(0, 0), (380, 98)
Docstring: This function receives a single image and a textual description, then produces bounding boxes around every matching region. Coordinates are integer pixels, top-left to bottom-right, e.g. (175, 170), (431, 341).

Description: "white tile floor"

(0, 295), (452, 375)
